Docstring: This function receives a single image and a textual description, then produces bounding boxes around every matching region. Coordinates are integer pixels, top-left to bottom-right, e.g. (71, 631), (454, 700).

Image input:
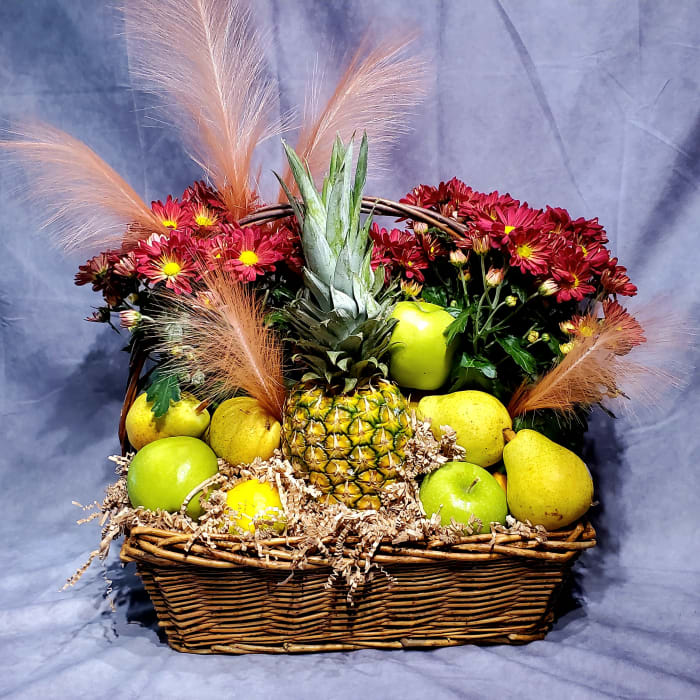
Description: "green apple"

(125, 392), (210, 450)
(127, 436), (219, 519)
(389, 301), (457, 390)
(419, 461), (508, 533)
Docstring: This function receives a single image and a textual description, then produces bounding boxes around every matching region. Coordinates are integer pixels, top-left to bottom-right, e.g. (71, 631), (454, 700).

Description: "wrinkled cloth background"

(1, 1), (699, 698)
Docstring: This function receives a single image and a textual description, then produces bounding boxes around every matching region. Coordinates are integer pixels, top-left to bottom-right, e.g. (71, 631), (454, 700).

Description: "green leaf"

(496, 335), (538, 374)
(146, 369), (181, 418)
(445, 307), (471, 345)
(458, 354), (498, 379)
(421, 285), (449, 306)
(509, 283), (529, 304)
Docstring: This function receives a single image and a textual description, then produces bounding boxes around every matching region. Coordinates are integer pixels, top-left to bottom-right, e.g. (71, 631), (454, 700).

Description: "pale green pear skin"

(126, 392), (210, 450)
(418, 390), (512, 467)
(504, 429), (593, 530)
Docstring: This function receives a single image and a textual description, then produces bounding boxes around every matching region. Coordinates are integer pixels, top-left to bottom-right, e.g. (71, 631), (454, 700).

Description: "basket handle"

(239, 196), (468, 239)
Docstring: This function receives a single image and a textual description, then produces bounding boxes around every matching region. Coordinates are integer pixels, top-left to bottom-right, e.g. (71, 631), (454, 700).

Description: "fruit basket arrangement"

(4, 0), (672, 654)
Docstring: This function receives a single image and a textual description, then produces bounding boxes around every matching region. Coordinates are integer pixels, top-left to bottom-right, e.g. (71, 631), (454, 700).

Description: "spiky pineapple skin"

(282, 381), (412, 510)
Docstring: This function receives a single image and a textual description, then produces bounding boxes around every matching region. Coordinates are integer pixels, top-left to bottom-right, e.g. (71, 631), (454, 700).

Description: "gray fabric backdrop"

(1, 1), (699, 698)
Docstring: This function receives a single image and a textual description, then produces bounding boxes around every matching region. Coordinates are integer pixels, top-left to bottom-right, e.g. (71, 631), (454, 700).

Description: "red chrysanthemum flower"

(113, 251), (138, 277)
(445, 177), (477, 207)
(572, 215), (608, 245)
(75, 252), (118, 289)
(135, 231), (200, 294)
(600, 258), (637, 296)
(222, 225), (284, 282)
(506, 228), (551, 275)
(551, 250), (596, 302)
(472, 201), (544, 248)
(273, 224), (305, 275)
(370, 225), (429, 282)
(151, 195), (195, 231)
(542, 206), (574, 237)
(602, 299), (646, 353)
(459, 190), (518, 223)
(191, 205), (219, 231)
(418, 232), (447, 261)
(400, 184), (440, 210)
(183, 181), (228, 214)
(574, 239), (610, 274)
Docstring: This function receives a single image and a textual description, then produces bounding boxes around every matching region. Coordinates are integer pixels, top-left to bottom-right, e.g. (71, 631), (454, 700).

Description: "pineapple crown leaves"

(277, 132), (382, 319)
(276, 133), (398, 391)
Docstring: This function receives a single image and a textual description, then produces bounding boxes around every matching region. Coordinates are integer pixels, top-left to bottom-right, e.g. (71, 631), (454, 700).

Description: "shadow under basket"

(120, 521), (596, 654)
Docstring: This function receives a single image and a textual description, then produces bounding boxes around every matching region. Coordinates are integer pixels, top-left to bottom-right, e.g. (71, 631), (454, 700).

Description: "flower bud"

(559, 320), (576, 334)
(472, 234), (490, 256)
(400, 278), (423, 298)
(459, 270), (471, 283)
(538, 279), (559, 296)
(505, 295), (518, 307)
(527, 330), (540, 344)
(449, 249), (468, 267)
(413, 221), (428, 235)
(541, 333), (550, 342)
(119, 309), (142, 330)
(485, 267), (505, 287)
(559, 341), (575, 355)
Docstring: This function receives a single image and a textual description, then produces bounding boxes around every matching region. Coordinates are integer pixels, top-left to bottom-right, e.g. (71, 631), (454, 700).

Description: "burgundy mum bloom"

(551, 249), (596, 302)
(221, 225), (284, 282)
(75, 252), (118, 289)
(600, 258), (637, 296)
(135, 230), (200, 294)
(506, 228), (551, 275)
(369, 225), (429, 282)
(151, 195), (195, 231)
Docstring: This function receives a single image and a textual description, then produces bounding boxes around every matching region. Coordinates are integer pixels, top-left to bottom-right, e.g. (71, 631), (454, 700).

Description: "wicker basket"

(117, 198), (597, 654)
(120, 522), (595, 653)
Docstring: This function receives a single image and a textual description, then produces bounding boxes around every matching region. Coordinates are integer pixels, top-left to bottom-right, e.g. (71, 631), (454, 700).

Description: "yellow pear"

(125, 392), (210, 450)
(503, 429), (593, 530)
(208, 397), (281, 465)
(418, 390), (512, 467)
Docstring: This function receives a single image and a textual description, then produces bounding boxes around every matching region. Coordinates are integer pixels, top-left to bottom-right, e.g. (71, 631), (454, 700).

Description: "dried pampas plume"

(508, 301), (693, 420)
(0, 123), (164, 251)
(123, 0), (284, 218)
(153, 265), (286, 421)
(281, 31), (428, 195)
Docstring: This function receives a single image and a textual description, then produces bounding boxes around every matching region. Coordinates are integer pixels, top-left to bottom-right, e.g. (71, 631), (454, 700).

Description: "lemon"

(208, 397), (281, 465)
(225, 479), (286, 533)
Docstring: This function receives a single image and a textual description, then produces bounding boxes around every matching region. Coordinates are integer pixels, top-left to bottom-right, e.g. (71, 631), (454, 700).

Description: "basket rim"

(120, 521), (596, 571)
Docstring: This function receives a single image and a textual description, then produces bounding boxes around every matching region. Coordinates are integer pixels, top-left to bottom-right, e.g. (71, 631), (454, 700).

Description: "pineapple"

(278, 134), (412, 510)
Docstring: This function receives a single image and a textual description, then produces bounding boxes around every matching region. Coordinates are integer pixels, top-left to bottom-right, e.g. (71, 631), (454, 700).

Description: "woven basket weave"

(117, 198), (597, 654)
(120, 522), (595, 653)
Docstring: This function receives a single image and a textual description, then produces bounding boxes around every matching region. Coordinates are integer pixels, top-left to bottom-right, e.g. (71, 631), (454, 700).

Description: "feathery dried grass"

(152, 264), (286, 421)
(123, 0), (284, 217)
(508, 301), (691, 418)
(0, 123), (164, 251)
(281, 31), (428, 194)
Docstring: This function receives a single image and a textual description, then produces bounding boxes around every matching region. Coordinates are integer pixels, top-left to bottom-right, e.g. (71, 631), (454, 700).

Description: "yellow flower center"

(580, 325), (594, 337)
(162, 261), (182, 276)
(162, 219), (178, 229)
(516, 244), (532, 259)
(504, 225), (515, 235)
(238, 250), (259, 266)
(195, 214), (215, 227)
(580, 244), (588, 257)
(572, 274), (579, 288)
